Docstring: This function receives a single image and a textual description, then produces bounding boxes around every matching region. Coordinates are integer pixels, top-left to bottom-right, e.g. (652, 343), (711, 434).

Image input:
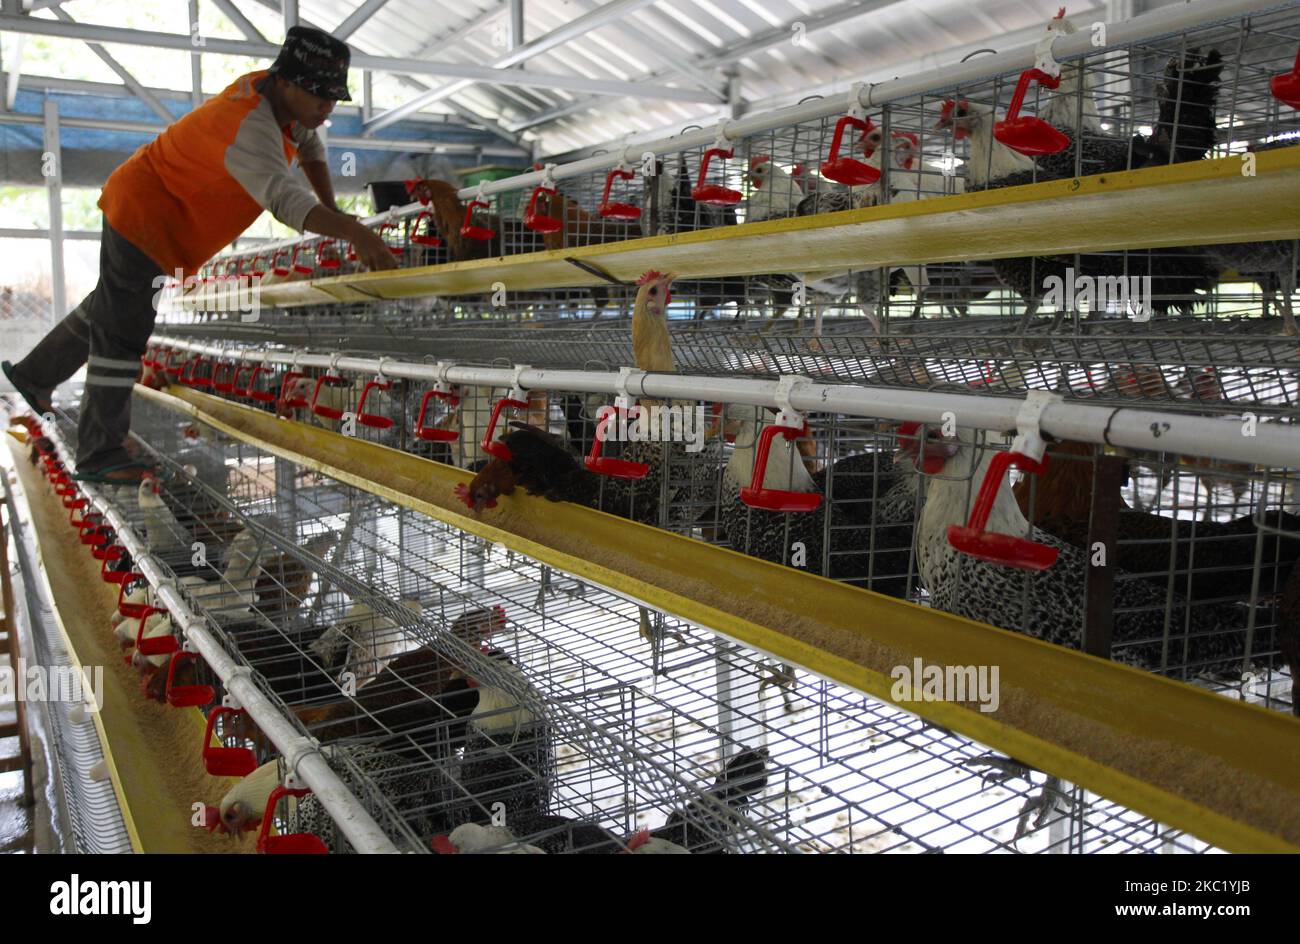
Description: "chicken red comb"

(452, 482), (475, 509)
(625, 828), (651, 852)
(637, 270), (665, 286)
(748, 154), (771, 172)
(200, 804), (222, 832)
(430, 835), (459, 854)
(892, 131), (920, 145)
(1056, 6), (1066, 18)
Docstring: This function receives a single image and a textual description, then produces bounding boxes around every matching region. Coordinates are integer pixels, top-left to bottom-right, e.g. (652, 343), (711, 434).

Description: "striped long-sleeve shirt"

(98, 70), (324, 277)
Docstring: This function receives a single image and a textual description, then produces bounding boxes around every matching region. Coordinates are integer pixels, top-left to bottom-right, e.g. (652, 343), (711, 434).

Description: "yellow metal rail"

(144, 384), (1300, 853)
(193, 146), (1300, 309)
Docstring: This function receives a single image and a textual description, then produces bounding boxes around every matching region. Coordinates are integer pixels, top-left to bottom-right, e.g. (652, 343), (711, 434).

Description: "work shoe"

(71, 459), (157, 484)
(1, 361), (53, 416)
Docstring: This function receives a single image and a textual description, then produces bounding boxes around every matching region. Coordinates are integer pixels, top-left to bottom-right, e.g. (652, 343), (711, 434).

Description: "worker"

(2, 26), (398, 483)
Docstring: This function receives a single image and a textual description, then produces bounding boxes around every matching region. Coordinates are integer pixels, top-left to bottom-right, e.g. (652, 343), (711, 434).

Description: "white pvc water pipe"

(153, 334), (1300, 469)
(36, 420), (402, 855)
(229, 0), (1294, 257)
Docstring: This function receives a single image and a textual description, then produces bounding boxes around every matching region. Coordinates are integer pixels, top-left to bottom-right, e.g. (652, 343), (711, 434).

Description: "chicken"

(936, 98), (1217, 331)
(1013, 438), (1300, 606)
(719, 407), (916, 594)
(454, 272), (723, 528)
(207, 757), (283, 835)
(648, 746), (770, 854)
(625, 830), (691, 854)
(252, 530), (338, 621)
(795, 131), (968, 322)
(111, 525), (266, 642)
(137, 473), (190, 555)
(1038, 10), (1103, 137)
(745, 155), (805, 223)
(290, 741), (448, 852)
(537, 187), (640, 251)
(454, 655), (553, 828)
(794, 127), (924, 216)
(591, 271), (724, 526)
(456, 422), (591, 512)
(641, 154), (798, 318)
(276, 374), (367, 433)
(407, 177), (501, 261)
(206, 744), (441, 849)
(497, 811), (624, 854)
(307, 597), (424, 691)
(296, 645), (479, 755)
(937, 34), (1225, 332)
(631, 269), (676, 375)
(431, 823), (546, 854)
(910, 427), (1252, 676)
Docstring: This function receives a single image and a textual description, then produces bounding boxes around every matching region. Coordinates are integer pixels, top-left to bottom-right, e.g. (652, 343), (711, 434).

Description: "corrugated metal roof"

(312, 0), (1123, 157)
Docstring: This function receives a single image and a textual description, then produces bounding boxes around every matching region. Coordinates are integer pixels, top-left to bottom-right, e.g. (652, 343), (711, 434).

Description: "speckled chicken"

(912, 428), (1252, 676)
(1014, 439), (1300, 603)
(720, 407), (916, 595)
(453, 655), (553, 828)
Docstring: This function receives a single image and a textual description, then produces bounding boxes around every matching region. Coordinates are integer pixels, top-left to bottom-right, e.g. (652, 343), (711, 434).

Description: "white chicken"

(431, 823), (546, 854)
(744, 155), (805, 223)
(910, 426), (1250, 674)
(276, 375), (367, 432)
(137, 474), (188, 555)
(110, 526), (266, 641)
(307, 597), (424, 690)
(1039, 9), (1104, 137)
(207, 758), (287, 835)
(625, 829), (691, 854)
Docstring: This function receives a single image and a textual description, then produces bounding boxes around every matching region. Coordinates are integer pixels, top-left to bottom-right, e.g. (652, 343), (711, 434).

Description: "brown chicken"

(293, 644), (482, 754)
(537, 188), (641, 252)
(254, 531), (338, 620)
(407, 178), (500, 261)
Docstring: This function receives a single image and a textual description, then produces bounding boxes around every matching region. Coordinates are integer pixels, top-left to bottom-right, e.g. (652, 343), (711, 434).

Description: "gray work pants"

(10, 220), (165, 468)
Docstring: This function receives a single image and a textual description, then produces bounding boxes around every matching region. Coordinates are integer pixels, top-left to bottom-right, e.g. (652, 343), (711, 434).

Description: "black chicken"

(649, 746), (771, 854)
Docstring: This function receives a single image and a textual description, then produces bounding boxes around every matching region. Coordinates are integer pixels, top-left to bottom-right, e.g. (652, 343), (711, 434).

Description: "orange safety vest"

(99, 71), (308, 278)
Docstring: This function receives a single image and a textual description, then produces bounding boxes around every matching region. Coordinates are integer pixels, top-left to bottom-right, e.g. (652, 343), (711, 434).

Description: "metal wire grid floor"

(40, 391), (1241, 853)
(161, 311), (1300, 416)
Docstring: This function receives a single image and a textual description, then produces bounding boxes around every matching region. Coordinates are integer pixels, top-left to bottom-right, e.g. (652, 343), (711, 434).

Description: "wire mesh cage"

(173, 3), (1300, 351)
(26, 388), (1296, 853)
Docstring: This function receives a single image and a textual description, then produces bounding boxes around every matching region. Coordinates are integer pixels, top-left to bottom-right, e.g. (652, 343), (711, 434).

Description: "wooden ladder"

(0, 474), (35, 841)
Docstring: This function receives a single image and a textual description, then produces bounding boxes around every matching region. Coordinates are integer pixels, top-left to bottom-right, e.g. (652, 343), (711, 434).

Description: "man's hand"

(349, 224), (400, 271)
(303, 205), (399, 271)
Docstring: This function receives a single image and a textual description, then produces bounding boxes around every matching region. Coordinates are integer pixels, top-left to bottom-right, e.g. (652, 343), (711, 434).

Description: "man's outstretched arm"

(300, 160), (339, 212)
(302, 205), (398, 271)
